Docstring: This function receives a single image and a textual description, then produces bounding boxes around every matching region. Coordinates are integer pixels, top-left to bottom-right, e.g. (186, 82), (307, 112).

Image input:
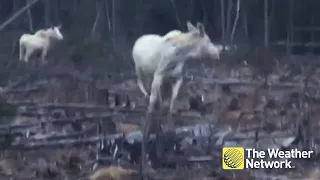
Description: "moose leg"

(141, 112), (153, 178)
(148, 74), (163, 113)
(19, 44), (25, 62)
(136, 67), (149, 98)
(24, 48), (32, 63)
(41, 48), (48, 64)
(169, 77), (183, 113)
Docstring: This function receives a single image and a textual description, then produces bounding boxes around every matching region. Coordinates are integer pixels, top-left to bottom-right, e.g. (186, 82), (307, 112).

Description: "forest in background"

(0, 0), (320, 67)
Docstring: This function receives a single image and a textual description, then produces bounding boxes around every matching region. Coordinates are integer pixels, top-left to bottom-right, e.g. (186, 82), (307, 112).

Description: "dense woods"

(1, 0), (320, 64)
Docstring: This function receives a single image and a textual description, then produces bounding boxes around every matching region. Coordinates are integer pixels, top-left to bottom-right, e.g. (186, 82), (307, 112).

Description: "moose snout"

(207, 45), (221, 60)
(212, 53), (220, 60)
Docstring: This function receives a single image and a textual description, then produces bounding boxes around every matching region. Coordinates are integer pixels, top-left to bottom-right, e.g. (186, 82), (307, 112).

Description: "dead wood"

(9, 101), (141, 112)
(0, 112), (140, 133)
(189, 76), (320, 89)
(7, 123), (296, 151)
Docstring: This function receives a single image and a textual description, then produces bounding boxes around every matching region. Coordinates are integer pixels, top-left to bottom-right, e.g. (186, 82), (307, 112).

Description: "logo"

(222, 147), (244, 170)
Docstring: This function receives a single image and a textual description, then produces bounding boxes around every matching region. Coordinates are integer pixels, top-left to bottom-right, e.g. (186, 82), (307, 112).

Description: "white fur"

(132, 22), (223, 113)
(163, 30), (182, 40)
(53, 27), (63, 39)
(19, 25), (64, 64)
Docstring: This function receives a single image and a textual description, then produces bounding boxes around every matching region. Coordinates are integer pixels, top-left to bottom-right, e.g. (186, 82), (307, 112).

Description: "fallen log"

(0, 113), (115, 132)
(10, 100), (170, 117)
(9, 101), (108, 109)
(27, 123), (98, 141)
(7, 87), (45, 95)
(0, 108), (150, 139)
(188, 76), (320, 89)
(8, 123), (297, 151)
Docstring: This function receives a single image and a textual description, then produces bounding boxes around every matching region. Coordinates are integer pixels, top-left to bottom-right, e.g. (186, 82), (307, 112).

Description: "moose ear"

(197, 22), (205, 37)
(186, 21), (197, 32)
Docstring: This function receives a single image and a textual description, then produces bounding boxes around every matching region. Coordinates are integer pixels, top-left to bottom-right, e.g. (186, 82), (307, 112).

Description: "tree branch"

(0, 0), (40, 31)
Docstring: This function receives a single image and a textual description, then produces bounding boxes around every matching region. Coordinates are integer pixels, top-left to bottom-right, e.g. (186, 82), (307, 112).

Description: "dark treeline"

(0, 0), (319, 60)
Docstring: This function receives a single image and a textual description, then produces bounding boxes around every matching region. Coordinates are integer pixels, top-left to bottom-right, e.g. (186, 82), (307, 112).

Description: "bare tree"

(226, 0), (233, 42)
(26, 0), (34, 32)
(52, 0), (60, 24)
(241, 0), (248, 38)
(44, 0), (50, 27)
(286, 0), (294, 55)
(220, 0), (226, 43)
(264, 0), (269, 47)
(230, 0), (240, 43)
(91, 0), (103, 37)
(103, 0), (112, 35)
(112, 0), (116, 47)
(0, 0), (40, 31)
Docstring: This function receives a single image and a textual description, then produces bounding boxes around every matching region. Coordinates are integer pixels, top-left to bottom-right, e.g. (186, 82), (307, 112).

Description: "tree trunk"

(220, 0), (225, 43)
(264, 0), (269, 48)
(52, 0), (59, 24)
(241, 0), (248, 38)
(134, 0), (143, 37)
(226, 0), (233, 43)
(91, 0), (102, 37)
(103, 0), (112, 37)
(12, 0), (19, 28)
(286, 0), (293, 55)
(112, 0), (116, 48)
(44, 0), (50, 27)
(230, 0), (240, 43)
(27, 0), (34, 32)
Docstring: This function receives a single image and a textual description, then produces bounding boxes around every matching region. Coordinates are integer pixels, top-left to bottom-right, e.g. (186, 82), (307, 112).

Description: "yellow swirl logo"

(222, 147), (244, 170)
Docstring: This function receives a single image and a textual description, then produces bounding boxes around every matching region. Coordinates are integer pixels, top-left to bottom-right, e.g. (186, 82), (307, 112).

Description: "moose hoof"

(143, 95), (150, 103)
